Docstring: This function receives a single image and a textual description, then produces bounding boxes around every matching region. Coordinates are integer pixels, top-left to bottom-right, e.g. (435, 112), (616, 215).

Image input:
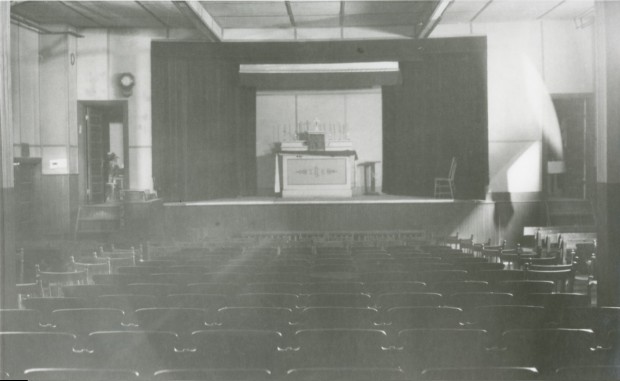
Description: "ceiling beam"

(537, 0), (566, 20)
(339, 1), (345, 39)
(174, 1), (222, 41)
(417, 0), (453, 38)
(136, 1), (171, 29)
(470, 0), (493, 23)
(284, 0), (296, 37)
(58, 1), (106, 28)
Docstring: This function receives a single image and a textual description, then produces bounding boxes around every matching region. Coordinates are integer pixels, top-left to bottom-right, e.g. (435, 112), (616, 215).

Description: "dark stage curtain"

(152, 56), (256, 202)
(383, 52), (488, 199)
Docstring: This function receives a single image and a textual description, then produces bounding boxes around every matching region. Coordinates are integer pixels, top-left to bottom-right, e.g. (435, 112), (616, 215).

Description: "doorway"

(546, 94), (596, 200)
(77, 101), (129, 204)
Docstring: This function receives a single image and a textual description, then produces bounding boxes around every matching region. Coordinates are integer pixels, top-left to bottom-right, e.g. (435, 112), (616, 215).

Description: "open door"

(78, 101), (129, 204)
(547, 95), (595, 200)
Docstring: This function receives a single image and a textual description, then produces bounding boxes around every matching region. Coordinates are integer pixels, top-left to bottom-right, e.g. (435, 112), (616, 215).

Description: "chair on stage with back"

(434, 157), (457, 199)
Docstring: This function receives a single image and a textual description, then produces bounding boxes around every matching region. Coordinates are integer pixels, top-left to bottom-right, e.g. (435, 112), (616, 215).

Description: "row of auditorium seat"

(61, 278), (568, 297)
(6, 365), (620, 380)
(2, 327), (620, 378)
(3, 305), (619, 342)
(16, 290), (592, 320)
(86, 268), (571, 290)
(4, 242), (597, 380)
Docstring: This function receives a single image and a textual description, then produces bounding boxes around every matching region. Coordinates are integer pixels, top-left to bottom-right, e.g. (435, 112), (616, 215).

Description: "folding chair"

(284, 367), (408, 381)
(304, 282), (365, 294)
(134, 307), (209, 334)
(61, 284), (121, 299)
(0, 332), (79, 377)
(234, 293), (299, 308)
(70, 256), (110, 284)
(433, 281), (489, 295)
(22, 297), (87, 323)
(122, 283), (180, 297)
(446, 292), (514, 312)
(149, 272), (209, 286)
(187, 282), (243, 295)
(246, 282), (305, 294)
(16, 281), (43, 309)
(477, 270), (525, 286)
(0, 309), (45, 332)
(36, 265), (87, 297)
(558, 307), (620, 346)
(164, 293), (229, 311)
(497, 280), (555, 301)
(554, 366), (620, 380)
(472, 305), (547, 341)
(301, 293), (372, 308)
(500, 328), (596, 375)
(386, 306), (464, 332)
(420, 366), (540, 380)
(51, 308), (125, 336)
(153, 368), (272, 380)
(94, 294), (158, 314)
(117, 266), (161, 276)
(526, 268), (575, 293)
(360, 272), (416, 283)
(526, 293), (590, 309)
(299, 307), (379, 329)
(291, 329), (393, 368)
(397, 329), (489, 374)
(23, 368), (140, 380)
(217, 306), (294, 331)
(418, 270), (469, 285)
(187, 330), (282, 371)
(88, 331), (180, 373)
(92, 273), (150, 286)
(375, 293), (443, 309)
(364, 281), (427, 295)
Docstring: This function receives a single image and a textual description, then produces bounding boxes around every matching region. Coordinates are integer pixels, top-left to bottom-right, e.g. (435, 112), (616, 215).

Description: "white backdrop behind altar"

(256, 88), (383, 196)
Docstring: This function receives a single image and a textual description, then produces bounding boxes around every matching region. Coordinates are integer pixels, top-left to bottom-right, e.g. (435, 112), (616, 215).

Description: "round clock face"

(120, 74), (134, 87)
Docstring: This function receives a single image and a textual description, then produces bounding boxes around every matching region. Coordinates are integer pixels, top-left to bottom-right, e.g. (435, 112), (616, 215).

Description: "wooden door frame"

(546, 93), (595, 201)
(77, 100), (129, 204)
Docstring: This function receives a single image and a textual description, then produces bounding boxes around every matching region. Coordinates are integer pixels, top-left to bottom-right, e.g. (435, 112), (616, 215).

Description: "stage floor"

(166, 194), (491, 206)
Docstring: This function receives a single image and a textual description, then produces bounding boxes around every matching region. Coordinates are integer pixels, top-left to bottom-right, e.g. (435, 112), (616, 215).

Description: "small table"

(358, 161), (381, 195)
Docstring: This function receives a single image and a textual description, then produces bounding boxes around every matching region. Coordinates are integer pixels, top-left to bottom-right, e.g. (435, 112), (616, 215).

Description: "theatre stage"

(160, 195), (542, 245)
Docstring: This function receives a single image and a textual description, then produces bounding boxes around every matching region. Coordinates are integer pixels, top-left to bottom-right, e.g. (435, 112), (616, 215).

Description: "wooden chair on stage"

(434, 157), (457, 199)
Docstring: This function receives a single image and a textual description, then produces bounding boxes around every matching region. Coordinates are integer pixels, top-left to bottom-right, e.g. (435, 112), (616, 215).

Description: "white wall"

(256, 88), (382, 195)
(10, 25), (40, 157)
(77, 29), (167, 190)
(432, 20), (594, 196)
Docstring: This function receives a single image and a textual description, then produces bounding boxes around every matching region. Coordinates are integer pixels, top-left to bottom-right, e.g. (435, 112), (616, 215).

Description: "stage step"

(546, 199), (595, 227)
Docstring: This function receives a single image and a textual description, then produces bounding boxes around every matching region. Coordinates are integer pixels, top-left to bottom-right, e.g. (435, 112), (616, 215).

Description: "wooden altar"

(275, 150), (357, 197)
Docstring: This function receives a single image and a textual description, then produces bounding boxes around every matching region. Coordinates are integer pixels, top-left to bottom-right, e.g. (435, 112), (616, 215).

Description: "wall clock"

(118, 72), (135, 97)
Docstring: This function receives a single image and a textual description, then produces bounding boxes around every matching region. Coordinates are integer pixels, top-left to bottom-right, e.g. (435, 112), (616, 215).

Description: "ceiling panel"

(440, 0), (488, 23)
(217, 15), (292, 28)
(294, 15), (341, 28)
(11, 1), (102, 28)
(475, 0), (562, 22)
(73, 1), (167, 28)
(200, 2), (288, 17)
(289, 1), (342, 16)
(542, 0), (594, 19)
(342, 13), (418, 27)
(344, 1), (422, 15)
(139, 1), (192, 28)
